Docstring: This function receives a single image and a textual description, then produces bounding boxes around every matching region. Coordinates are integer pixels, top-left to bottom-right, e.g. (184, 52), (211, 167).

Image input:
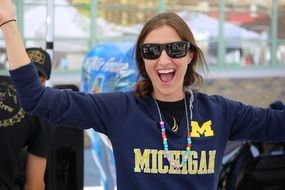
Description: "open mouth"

(157, 68), (176, 83)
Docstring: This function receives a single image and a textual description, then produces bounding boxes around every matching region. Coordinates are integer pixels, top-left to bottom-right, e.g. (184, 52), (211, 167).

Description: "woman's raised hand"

(0, 0), (31, 70)
(0, 0), (15, 25)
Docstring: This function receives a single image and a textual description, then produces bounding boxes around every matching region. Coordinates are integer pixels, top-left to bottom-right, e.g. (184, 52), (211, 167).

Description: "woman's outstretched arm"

(0, 0), (31, 70)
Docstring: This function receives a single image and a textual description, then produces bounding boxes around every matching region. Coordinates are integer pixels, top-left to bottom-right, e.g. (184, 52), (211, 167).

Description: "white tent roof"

(24, 4), (88, 39)
(22, 2), (139, 51)
(24, 1), (140, 39)
(179, 11), (262, 40)
(0, 0), (140, 50)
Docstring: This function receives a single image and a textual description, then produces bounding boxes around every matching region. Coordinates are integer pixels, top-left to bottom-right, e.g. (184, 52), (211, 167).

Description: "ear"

(39, 76), (47, 86)
(187, 52), (194, 65)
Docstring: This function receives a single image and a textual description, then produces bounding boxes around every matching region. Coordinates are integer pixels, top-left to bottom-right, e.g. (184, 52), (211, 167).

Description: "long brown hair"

(135, 12), (207, 98)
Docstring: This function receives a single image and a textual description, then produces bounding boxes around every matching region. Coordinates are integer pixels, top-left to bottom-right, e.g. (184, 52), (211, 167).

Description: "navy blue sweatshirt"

(10, 64), (285, 190)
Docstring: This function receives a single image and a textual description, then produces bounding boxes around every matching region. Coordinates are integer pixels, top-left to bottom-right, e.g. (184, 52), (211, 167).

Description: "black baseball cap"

(26, 47), (52, 80)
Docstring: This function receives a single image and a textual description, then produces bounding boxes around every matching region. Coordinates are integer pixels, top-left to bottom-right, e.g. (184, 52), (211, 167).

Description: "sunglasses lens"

(166, 42), (188, 58)
(141, 44), (161, 60)
(141, 41), (191, 60)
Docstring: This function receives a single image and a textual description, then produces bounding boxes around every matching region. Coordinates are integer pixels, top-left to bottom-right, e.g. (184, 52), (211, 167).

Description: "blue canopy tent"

(81, 42), (136, 93)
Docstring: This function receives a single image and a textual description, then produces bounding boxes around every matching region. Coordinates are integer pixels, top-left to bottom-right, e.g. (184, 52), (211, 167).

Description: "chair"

(45, 84), (84, 190)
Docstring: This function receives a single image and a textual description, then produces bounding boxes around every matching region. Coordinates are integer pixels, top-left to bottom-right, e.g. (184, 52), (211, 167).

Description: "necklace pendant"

(171, 117), (178, 133)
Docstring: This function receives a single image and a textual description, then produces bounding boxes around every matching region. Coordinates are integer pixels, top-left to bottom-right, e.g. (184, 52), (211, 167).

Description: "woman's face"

(142, 25), (193, 101)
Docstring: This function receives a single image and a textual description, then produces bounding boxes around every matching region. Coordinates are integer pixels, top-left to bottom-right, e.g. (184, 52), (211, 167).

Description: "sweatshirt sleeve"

(9, 64), (99, 130)
(223, 97), (285, 141)
(9, 63), (45, 112)
(9, 63), (131, 134)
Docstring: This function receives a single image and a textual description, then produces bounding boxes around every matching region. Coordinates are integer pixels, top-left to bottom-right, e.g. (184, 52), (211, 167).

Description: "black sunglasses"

(141, 41), (192, 60)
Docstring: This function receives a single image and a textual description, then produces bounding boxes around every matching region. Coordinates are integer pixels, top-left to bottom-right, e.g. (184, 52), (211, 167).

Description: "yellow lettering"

(150, 149), (158, 173)
(133, 149), (216, 175)
(180, 151), (188, 174)
(198, 151), (207, 174)
(168, 150), (181, 174)
(191, 120), (214, 137)
(158, 150), (168, 174)
(208, 150), (216, 174)
(134, 149), (150, 173)
(188, 151), (198, 174)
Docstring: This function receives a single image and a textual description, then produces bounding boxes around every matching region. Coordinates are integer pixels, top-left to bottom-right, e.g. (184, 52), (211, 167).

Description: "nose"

(158, 50), (171, 63)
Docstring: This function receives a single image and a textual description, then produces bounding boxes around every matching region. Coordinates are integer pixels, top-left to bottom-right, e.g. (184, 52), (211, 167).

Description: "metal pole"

(158, 0), (166, 13)
(271, 0), (278, 65)
(90, 0), (98, 48)
(46, 0), (55, 65)
(15, 0), (24, 38)
(218, 0), (225, 66)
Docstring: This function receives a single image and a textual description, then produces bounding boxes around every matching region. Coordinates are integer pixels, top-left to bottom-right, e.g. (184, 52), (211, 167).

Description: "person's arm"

(24, 153), (47, 190)
(0, 0), (31, 70)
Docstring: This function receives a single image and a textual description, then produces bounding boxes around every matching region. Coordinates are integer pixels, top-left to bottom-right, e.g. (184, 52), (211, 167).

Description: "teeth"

(158, 68), (175, 74)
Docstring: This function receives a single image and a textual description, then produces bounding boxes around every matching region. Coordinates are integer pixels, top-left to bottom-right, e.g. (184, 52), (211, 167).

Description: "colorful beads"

(154, 97), (193, 170)
(159, 121), (192, 169)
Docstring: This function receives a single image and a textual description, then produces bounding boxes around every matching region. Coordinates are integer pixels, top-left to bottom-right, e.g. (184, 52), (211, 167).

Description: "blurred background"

(0, 0), (285, 190)
(0, 0), (284, 106)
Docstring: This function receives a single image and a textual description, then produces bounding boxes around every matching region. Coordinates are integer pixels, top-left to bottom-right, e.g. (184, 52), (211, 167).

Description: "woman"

(1, 1), (285, 189)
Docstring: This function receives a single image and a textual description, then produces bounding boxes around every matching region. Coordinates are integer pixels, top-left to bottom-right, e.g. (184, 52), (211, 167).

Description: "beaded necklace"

(154, 95), (193, 170)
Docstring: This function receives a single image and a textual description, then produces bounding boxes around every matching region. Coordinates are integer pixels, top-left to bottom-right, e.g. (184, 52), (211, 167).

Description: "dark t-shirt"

(0, 76), (52, 190)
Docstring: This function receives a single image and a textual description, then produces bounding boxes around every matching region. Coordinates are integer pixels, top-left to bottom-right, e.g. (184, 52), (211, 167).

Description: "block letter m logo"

(191, 120), (214, 137)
